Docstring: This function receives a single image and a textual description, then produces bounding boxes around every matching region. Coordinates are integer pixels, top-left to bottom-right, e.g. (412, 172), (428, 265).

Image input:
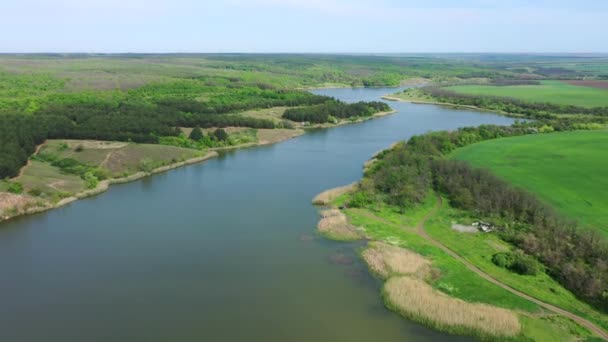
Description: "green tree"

(214, 128), (229, 141)
(189, 126), (204, 141)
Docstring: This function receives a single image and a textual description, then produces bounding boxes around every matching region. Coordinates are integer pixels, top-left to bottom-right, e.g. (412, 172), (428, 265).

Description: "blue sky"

(1, 0), (607, 53)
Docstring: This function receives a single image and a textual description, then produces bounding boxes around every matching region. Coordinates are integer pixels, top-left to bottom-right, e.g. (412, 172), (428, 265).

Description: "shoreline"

(312, 179), (608, 340)
(0, 108), (390, 224)
(1, 152), (218, 223)
(305, 110), (398, 130)
(382, 95), (526, 119)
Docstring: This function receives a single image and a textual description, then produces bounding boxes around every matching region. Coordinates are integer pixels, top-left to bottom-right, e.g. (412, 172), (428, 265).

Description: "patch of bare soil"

(564, 80), (608, 89)
(451, 223), (478, 233)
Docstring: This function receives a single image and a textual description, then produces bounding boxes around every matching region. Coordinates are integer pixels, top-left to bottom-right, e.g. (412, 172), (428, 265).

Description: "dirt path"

(12, 142), (45, 180)
(417, 196), (608, 341)
(99, 150), (115, 169)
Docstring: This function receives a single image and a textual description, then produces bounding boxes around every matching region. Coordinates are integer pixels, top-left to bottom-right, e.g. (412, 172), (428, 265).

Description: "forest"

(0, 76), (391, 178)
(282, 101), (390, 123)
(351, 121), (608, 311)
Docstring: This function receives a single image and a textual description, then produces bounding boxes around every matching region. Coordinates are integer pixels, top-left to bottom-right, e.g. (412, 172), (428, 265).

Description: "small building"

(472, 221), (494, 233)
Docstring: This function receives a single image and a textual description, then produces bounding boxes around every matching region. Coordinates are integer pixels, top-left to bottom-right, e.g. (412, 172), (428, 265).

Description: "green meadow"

(451, 130), (608, 235)
(330, 192), (603, 340)
(446, 81), (608, 108)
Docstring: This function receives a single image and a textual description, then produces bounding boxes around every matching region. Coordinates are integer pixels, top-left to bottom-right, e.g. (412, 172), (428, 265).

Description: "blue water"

(0, 87), (515, 341)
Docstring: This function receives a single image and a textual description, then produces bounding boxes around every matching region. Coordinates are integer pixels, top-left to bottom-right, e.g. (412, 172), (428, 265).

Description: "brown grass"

(564, 80), (608, 89)
(239, 106), (288, 123)
(257, 128), (304, 145)
(312, 183), (356, 205)
(385, 276), (521, 337)
(0, 193), (37, 218)
(317, 209), (362, 240)
(362, 242), (431, 279)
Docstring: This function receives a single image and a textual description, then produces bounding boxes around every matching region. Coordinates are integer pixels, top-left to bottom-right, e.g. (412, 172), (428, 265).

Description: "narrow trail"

(12, 142), (45, 180)
(416, 196), (608, 341)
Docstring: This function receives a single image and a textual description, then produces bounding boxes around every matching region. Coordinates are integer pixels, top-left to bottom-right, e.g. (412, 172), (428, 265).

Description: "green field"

(451, 130), (608, 234)
(446, 81), (608, 108)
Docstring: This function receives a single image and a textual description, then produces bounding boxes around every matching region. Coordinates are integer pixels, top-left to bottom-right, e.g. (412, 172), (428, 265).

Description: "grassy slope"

(10, 140), (205, 199)
(425, 203), (608, 332)
(451, 130), (608, 235)
(445, 81), (608, 108)
(331, 193), (598, 341)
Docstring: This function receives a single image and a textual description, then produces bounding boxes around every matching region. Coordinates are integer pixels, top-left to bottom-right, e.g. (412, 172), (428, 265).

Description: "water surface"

(0, 87), (516, 341)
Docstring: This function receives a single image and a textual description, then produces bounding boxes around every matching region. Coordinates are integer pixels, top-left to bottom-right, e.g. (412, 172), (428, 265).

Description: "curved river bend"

(0, 87), (516, 341)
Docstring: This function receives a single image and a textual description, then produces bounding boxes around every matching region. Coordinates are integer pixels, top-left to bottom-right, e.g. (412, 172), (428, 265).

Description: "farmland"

(451, 130), (608, 235)
(445, 81), (608, 108)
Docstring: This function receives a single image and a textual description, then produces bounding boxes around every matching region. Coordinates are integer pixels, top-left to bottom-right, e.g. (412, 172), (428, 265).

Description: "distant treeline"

(353, 121), (608, 311)
(282, 101), (390, 123)
(490, 79), (541, 86)
(420, 87), (608, 117)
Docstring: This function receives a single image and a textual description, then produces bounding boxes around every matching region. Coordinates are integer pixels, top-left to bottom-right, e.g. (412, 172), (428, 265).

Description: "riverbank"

(382, 95), (523, 118)
(0, 105), (395, 224)
(312, 185), (604, 341)
(304, 110), (397, 130)
(0, 152), (218, 222)
(382, 90), (538, 121)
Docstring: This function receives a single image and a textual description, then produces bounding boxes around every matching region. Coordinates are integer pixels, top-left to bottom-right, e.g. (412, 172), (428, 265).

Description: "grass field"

(425, 203), (608, 332)
(445, 80), (608, 108)
(451, 130), (608, 235)
(326, 192), (600, 340)
(40, 140), (204, 177)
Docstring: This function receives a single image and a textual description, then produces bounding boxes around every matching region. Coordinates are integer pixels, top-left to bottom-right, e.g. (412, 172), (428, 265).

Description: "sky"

(1, 0), (607, 53)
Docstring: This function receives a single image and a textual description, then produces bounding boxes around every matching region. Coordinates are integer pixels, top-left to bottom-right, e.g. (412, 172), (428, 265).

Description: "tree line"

(351, 120), (608, 311)
(417, 87), (608, 117)
(282, 100), (390, 123)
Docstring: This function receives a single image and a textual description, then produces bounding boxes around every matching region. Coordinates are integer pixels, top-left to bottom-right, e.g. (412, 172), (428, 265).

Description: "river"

(0, 87), (516, 341)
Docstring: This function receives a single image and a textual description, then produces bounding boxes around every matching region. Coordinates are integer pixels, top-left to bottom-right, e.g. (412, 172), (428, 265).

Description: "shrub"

(74, 144), (84, 152)
(492, 253), (515, 268)
(82, 172), (99, 189)
(492, 251), (543, 276)
(510, 251), (543, 276)
(7, 182), (24, 194)
(28, 188), (43, 196)
(349, 191), (371, 208)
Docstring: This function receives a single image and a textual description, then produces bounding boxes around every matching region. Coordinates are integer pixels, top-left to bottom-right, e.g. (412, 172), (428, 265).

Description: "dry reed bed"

(385, 276), (521, 338)
(316, 209), (362, 240)
(362, 241), (430, 279)
(312, 183), (356, 205)
(361, 242), (521, 339)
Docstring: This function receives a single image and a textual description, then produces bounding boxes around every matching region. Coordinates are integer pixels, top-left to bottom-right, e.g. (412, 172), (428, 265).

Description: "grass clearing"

(445, 80), (608, 108)
(42, 139), (204, 177)
(451, 130), (608, 235)
(425, 203), (608, 332)
(239, 106), (289, 124)
(17, 160), (84, 195)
